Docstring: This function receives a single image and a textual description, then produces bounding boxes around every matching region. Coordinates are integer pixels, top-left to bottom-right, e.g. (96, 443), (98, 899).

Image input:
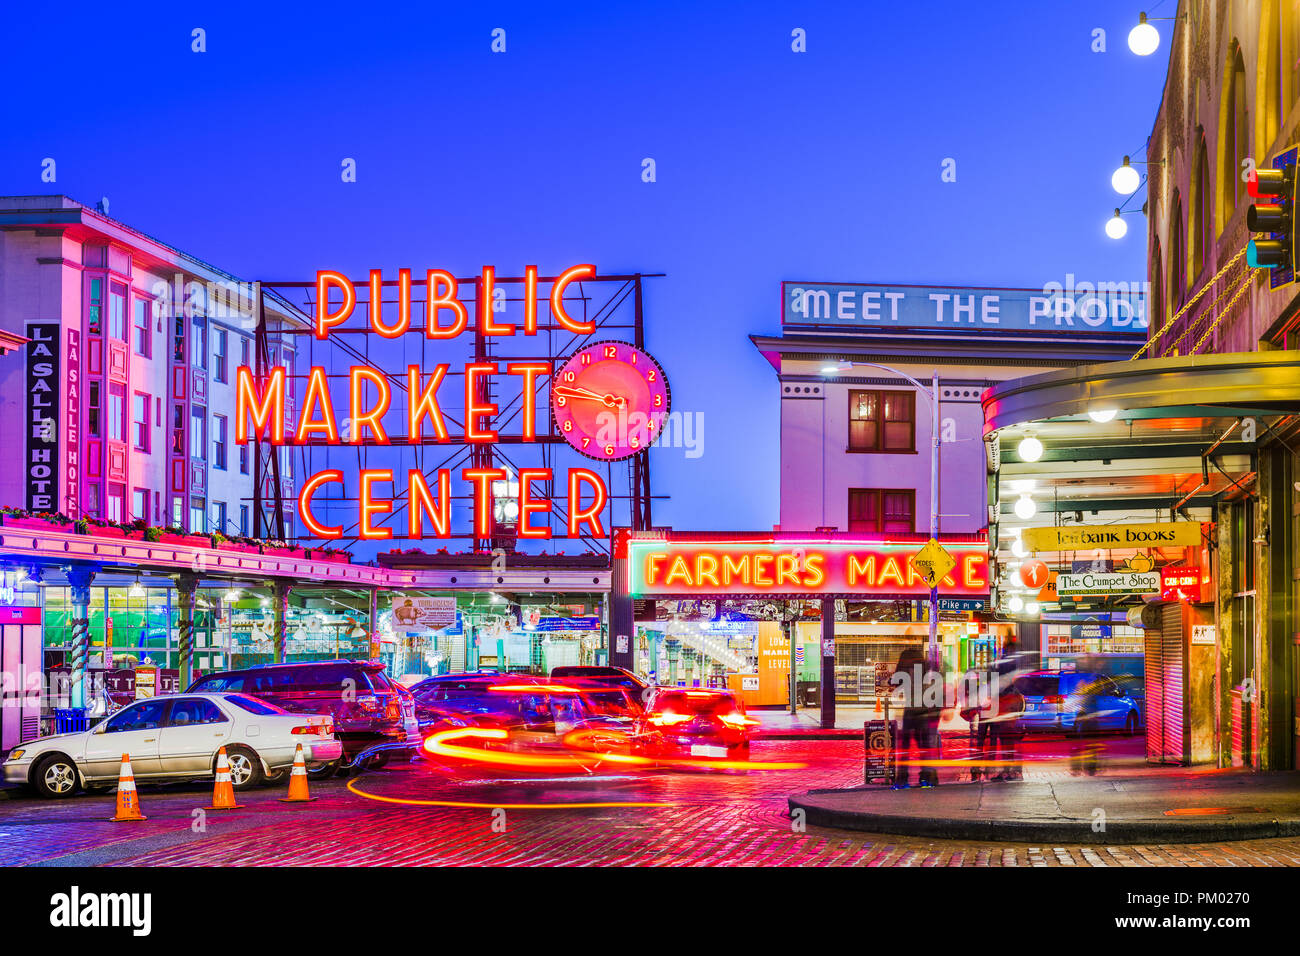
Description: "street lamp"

(823, 360), (943, 666)
(1111, 157), (1141, 195)
(1127, 13), (1161, 56)
(1105, 208), (1129, 239)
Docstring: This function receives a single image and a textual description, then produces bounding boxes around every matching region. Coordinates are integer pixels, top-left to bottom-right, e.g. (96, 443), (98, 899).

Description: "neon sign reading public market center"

(236, 264), (630, 541)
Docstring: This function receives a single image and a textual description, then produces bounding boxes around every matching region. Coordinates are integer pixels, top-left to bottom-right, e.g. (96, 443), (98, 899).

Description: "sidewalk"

(753, 706), (966, 739)
(790, 770), (1300, 844)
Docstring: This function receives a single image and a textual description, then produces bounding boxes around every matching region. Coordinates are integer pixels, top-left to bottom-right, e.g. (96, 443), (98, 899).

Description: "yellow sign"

(910, 538), (957, 589)
(1021, 522), (1202, 553)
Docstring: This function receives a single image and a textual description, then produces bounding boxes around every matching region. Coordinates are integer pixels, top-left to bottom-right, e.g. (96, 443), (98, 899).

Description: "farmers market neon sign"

(236, 265), (606, 540)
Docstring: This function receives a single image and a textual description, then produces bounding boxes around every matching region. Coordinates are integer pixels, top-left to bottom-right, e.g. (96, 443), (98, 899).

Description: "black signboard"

(864, 718), (894, 785)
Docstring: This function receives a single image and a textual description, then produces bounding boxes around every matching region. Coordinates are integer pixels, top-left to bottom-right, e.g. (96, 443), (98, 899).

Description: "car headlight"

(7, 750), (25, 761)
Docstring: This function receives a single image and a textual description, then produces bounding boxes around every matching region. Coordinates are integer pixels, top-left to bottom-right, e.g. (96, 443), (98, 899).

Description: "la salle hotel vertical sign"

(24, 322), (60, 512)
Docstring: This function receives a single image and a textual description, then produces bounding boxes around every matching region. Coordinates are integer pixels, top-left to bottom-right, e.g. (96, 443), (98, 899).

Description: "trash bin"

(54, 709), (88, 734)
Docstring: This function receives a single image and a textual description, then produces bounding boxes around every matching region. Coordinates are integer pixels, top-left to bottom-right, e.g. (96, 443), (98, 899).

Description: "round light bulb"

(1014, 494), (1037, 520)
(1011, 537), (1028, 558)
(1128, 21), (1160, 56)
(1089, 408), (1118, 423)
(1111, 163), (1141, 195)
(1105, 213), (1128, 239)
(1008, 595), (1024, 613)
(1024, 601), (1041, 616)
(1017, 435), (1043, 462)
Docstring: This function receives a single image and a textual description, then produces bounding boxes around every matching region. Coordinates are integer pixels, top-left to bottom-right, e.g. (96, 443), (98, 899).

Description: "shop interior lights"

(1014, 494), (1037, 520)
(128, 579), (145, 599)
(1016, 433), (1043, 462)
(1088, 407), (1119, 423)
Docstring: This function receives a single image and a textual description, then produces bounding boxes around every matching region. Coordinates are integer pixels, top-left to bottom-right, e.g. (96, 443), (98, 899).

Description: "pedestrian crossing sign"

(910, 538), (956, 588)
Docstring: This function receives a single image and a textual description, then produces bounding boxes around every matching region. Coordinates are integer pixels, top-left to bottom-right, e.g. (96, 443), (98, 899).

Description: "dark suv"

(187, 660), (414, 774)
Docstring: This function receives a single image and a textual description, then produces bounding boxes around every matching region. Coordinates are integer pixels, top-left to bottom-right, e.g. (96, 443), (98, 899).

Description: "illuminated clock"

(552, 341), (670, 461)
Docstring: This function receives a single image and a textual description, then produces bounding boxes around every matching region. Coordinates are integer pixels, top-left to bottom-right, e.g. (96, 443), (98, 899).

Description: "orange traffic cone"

(279, 743), (316, 803)
(110, 753), (147, 822)
(207, 746), (244, 810)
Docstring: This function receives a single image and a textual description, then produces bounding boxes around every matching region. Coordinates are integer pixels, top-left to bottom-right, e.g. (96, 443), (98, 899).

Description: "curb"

(787, 793), (1300, 844)
(755, 732), (861, 741)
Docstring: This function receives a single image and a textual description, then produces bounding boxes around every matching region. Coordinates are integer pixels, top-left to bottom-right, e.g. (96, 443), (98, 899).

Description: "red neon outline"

(315, 271), (355, 339)
(296, 366), (339, 443)
(518, 468), (553, 539)
(478, 265), (515, 335)
(551, 264), (597, 333)
(349, 366), (391, 444)
(359, 469), (394, 539)
(464, 363), (499, 442)
(462, 467), (507, 540)
(235, 365), (285, 444)
(408, 468), (452, 538)
(298, 470), (343, 538)
(426, 270), (468, 339)
(407, 363), (450, 442)
(567, 468), (607, 537)
(506, 362), (550, 440)
(523, 265), (539, 334)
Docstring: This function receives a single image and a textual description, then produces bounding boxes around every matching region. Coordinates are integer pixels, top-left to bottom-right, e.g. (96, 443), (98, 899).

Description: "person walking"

(890, 646), (942, 789)
(988, 637), (1025, 781)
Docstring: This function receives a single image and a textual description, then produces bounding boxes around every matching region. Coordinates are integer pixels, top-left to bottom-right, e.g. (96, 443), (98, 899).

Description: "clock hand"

(554, 385), (627, 408)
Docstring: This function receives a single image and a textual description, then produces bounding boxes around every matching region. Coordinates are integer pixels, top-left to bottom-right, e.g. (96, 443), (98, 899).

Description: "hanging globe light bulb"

(1112, 157), (1141, 195)
(1128, 14), (1160, 56)
(1106, 209), (1128, 239)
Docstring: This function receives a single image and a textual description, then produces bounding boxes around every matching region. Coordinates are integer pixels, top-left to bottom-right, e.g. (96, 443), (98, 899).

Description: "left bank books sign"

(25, 322), (60, 512)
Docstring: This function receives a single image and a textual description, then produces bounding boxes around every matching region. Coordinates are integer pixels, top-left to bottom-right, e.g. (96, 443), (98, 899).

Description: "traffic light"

(1246, 164), (1295, 269)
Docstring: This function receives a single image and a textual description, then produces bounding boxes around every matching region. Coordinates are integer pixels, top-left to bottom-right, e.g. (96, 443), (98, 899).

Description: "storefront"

(611, 529), (995, 721)
(982, 350), (1300, 769)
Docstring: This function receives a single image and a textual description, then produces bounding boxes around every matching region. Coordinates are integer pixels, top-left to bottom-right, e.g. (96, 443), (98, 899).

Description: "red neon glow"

(315, 270), (355, 339)
(426, 269), (468, 338)
(235, 365), (286, 444)
(298, 470), (344, 538)
(517, 468), (552, 539)
(523, 265), (539, 334)
(506, 362), (550, 440)
(464, 363), (499, 442)
(487, 683), (581, 693)
(550, 264), (597, 333)
(408, 468), (452, 538)
(349, 367), (391, 444)
(296, 366), (339, 443)
(359, 469), (393, 539)
(406, 364), (450, 442)
(478, 265), (515, 335)
(346, 778), (670, 809)
(567, 468), (608, 537)
(462, 467), (507, 540)
(368, 269), (412, 337)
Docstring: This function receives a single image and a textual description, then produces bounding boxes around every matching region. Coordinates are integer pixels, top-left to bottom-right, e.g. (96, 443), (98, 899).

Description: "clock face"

(552, 341), (670, 461)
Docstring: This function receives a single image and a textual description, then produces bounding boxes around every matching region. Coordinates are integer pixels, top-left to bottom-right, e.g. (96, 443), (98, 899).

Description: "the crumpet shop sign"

(1057, 570), (1161, 597)
(1022, 522), (1203, 553)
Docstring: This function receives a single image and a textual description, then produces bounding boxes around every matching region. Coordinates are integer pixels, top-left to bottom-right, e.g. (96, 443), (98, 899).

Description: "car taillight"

(647, 712), (691, 726)
(292, 725), (330, 735)
(719, 713), (758, 729)
(386, 698), (401, 721)
(1043, 695), (1065, 704)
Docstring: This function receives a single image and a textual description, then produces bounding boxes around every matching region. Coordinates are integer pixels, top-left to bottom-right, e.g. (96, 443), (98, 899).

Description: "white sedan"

(2, 693), (342, 798)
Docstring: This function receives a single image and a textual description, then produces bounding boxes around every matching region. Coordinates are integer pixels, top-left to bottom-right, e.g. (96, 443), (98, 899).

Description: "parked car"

(1009, 670), (1143, 736)
(633, 687), (756, 760)
(550, 665), (649, 701)
(2, 693), (340, 798)
(187, 660), (415, 775)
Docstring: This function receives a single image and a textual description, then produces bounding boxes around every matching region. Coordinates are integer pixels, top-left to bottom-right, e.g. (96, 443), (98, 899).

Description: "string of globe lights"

(1104, 8), (1180, 238)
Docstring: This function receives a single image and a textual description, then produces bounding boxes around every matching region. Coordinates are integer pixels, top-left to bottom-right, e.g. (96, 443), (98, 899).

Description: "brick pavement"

(2, 741), (1298, 867)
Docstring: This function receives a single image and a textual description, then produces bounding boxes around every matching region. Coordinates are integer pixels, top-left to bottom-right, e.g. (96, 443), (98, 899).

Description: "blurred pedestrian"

(890, 646), (942, 789)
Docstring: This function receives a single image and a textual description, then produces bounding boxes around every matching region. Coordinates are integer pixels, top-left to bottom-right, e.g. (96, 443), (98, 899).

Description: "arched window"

(1219, 44), (1250, 228)
(1170, 190), (1187, 307)
(1150, 239), (1165, 336)
(1191, 137), (1211, 279)
(1260, 0), (1283, 155)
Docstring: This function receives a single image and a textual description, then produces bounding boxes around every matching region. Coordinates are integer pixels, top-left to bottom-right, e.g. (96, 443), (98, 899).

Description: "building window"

(1219, 45), (1249, 228)
(133, 299), (152, 358)
(190, 497), (206, 533)
(213, 501), (227, 534)
(240, 505), (249, 536)
(132, 392), (151, 452)
(1150, 239), (1165, 335)
(190, 407), (205, 459)
(108, 384), (126, 442)
(132, 488), (148, 523)
(107, 483), (125, 523)
(88, 381), (101, 438)
(172, 497), (183, 528)
(87, 483), (101, 518)
(87, 277), (103, 334)
(239, 442), (249, 475)
(192, 318), (206, 369)
(848, 488), (915, 534)
(109, 283), (127, 341)
(1191, 138), (1210, 280)
(848, 390), (915, 453)
(240, 336), (251, 368)
(214, 328), (228, 383)
(213, 414), (228, 470)
(1170, 190), (1187, 310)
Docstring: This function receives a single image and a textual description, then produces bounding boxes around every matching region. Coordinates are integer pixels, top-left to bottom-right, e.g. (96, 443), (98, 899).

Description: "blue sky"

(0, 0), (1169, 540)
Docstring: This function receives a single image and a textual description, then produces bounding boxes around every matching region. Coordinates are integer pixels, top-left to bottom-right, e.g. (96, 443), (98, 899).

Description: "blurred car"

(634, 687), (756, 760)
(550, 665), (649, 700)
(2, 693), (340, 798)
(1010, 670), (1143, 736)
(188, 660), (415, 775)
